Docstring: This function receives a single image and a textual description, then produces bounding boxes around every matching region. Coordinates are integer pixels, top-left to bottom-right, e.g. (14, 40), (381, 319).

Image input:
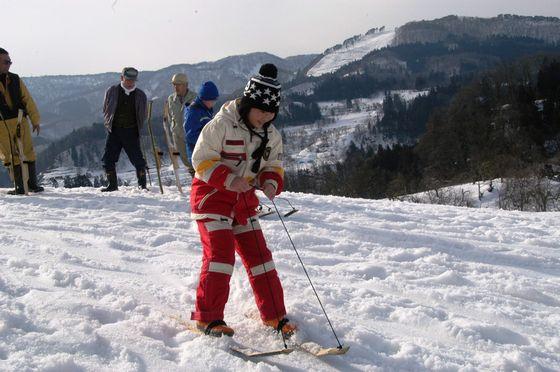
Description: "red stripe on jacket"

(220, 151), (247, 161)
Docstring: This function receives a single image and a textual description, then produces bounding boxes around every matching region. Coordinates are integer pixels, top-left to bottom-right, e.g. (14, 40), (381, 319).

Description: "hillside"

(305, 28), (395, 77)
(394, 14), (560, 45)
(23, 53), (317, 140)
(1, 187), (559, 370)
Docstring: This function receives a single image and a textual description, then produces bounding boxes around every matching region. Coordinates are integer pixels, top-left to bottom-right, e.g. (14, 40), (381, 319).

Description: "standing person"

(0, 48), (44, 195)
(164, 73), (196, 174)
(189, 64), (296, 337)
(183, 81), (219, 176)
(101, 67), (148, 192)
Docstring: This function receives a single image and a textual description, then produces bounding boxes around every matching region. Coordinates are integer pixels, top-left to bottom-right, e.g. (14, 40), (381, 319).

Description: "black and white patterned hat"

(243, 64), (281, 113)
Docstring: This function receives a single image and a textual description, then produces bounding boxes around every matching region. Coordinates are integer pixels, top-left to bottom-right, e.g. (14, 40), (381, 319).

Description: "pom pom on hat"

(259, 63), (278, 79)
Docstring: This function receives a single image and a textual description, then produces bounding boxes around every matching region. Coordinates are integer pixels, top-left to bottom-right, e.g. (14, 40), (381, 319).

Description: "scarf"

(120, 82), (136, 96)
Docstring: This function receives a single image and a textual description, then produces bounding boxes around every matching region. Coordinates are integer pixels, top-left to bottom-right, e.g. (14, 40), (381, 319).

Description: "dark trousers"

(102, 127), (146, 172)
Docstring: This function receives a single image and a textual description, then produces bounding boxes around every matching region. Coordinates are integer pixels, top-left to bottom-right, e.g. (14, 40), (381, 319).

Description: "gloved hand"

(262, 183), (276, 200)
(230, 176), (252, 193)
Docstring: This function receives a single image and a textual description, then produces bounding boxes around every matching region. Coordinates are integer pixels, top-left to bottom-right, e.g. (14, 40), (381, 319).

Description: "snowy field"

(1, 187), (559, 371)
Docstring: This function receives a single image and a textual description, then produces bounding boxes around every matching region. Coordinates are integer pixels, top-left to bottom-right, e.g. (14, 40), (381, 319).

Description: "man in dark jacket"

(183, 81), (219, 176)
(101, 67), (148, 192)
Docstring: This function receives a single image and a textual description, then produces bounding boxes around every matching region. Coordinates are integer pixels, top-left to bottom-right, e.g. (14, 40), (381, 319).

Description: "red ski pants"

(191, 217), (286, 322)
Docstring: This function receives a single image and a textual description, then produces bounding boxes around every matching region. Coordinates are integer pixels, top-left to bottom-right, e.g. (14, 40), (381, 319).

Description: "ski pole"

(139, 137), (152, 186)
(146, 165), (152, 186)
(269, 196), (345, 350)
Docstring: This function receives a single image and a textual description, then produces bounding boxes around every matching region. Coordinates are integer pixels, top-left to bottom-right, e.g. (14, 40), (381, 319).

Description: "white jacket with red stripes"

(190, 99), (284, 222)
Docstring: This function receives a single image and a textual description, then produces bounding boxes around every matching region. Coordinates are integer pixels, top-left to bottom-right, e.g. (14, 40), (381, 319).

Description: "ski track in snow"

(1, 187), (559, 371)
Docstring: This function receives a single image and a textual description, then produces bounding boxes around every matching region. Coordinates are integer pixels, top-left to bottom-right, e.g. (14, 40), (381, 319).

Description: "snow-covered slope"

(1, 187), (559, 371)
(307, 30), (395, 77)
(284, 100), (384, 169)
(282, 91), (428, 170)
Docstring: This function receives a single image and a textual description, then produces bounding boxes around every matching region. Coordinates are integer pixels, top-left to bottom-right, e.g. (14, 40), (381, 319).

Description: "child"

(184, 81), (219, 172)
(189, 64), (295, 337)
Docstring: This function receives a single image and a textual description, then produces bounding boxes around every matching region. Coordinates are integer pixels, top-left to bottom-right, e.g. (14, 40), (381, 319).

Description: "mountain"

(394, 14), (560, 45)
(301, 15), (560, 81)
(23, 52), (317, 140)
(22, 14), (560, 142)
(1, 187), (559, 370)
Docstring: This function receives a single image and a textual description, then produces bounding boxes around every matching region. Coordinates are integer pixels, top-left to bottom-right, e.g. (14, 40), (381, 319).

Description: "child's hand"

(262, 184), (276, 200)
(230, 176), (252, 193)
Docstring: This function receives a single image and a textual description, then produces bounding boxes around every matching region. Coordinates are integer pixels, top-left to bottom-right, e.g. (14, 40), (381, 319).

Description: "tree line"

(286, 55), (560, 204)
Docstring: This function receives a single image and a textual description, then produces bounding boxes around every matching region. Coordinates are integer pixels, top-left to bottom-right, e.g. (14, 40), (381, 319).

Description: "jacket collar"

(172, 90), (191, 104)
(193, 97), (214, 114)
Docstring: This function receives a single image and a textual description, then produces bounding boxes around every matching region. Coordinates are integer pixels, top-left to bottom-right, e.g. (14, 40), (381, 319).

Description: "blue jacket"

(184, 97), (215, 163)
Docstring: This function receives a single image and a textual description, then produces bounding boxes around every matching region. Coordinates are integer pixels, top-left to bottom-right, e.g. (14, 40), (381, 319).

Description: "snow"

(402, 179), (560, 211)
(282, 109), (382, 170)
(402, 180), (503, 208)
(281, 91), (427, 170)
(307, 31), (396, 77)
(1, 186), (559, 371)
(316, 90), (428, 115)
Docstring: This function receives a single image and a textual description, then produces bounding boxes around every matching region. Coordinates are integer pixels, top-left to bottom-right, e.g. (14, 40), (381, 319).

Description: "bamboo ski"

(162, 115), (183, 194)
(146, 100), (163, 194)
(0, 111), (17, 192)
(15, 109), (29, 195)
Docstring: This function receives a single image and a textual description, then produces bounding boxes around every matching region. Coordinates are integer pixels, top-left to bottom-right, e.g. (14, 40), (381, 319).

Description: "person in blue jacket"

(184, 81), (219, 176)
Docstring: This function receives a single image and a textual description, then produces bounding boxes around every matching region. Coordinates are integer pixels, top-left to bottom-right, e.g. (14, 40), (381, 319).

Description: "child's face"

(248, 108), (274, 128)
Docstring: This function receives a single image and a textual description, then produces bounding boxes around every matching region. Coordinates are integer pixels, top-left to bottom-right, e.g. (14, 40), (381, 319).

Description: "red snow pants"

(191, 216), (286, 322)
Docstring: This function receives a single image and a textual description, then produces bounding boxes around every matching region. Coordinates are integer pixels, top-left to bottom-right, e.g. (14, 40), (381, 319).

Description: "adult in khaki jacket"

(188, 64), (296, 338)
(164, 73), (196, 174)
(0, 48), (44, 195)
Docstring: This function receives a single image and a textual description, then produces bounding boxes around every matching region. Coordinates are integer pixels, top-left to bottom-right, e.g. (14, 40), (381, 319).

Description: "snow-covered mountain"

(394, 14), (560, 46)
(306, 28), (395, 77)
(1, 187), (559, 371)
(23, 53), (316, 140)
(303, 15), (560, 79)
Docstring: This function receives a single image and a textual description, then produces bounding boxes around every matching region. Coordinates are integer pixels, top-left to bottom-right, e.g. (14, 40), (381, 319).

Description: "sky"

(3, 0), (560, 76)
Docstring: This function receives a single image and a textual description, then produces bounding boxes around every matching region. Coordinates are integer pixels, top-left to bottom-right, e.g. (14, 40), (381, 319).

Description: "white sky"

(2, 0), (560, 76)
